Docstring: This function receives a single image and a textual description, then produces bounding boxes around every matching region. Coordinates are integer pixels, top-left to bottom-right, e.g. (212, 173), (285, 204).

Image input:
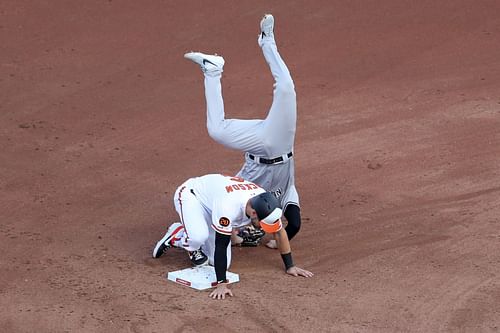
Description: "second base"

(167, 265), (239, 290)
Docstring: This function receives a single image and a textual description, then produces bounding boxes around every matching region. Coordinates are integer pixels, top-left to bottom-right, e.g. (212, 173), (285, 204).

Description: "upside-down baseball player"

(184, 14), (301, 249)
(152, 174), (313, 300)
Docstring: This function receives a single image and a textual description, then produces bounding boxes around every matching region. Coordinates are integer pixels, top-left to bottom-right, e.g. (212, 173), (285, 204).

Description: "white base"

(167, 266), (239, 290)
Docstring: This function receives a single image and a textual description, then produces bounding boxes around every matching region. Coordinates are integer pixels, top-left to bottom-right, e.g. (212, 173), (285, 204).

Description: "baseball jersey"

(189, 174), (265, 235)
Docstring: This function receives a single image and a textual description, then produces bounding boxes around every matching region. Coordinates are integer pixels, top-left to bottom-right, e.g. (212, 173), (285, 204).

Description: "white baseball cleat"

(184, 52), (225, 74)
(260, 14), (274, 38)
(258, 14), (275, 46)
(152, 222), (184, 258)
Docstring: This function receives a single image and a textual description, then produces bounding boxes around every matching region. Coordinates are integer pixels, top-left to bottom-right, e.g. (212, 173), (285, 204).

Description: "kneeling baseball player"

(152, 174), (313, 300)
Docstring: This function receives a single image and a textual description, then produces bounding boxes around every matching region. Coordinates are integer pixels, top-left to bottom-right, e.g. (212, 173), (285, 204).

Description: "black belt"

(248, 152), (293, 165)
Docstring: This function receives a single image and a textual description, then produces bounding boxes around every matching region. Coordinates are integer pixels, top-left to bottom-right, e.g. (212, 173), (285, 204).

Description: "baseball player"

(152, 174), (313, 300)
(184, 14), (301, 249)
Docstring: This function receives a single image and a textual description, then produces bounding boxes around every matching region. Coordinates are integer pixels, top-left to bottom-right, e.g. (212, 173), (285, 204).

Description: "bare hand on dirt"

(286, 266), (314, 277)
(209, 284), (233, 300)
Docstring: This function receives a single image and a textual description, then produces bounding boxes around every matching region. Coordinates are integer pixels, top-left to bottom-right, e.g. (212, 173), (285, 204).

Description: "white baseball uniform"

(203, 37), (299, 210)
(172, 174), (265, 267)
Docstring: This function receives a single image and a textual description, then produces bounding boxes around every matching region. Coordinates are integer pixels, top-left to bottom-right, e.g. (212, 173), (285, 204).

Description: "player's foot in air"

(184, 52), (225, 74)
(152, 222), (184, 258)
(258, 13), (275, 46)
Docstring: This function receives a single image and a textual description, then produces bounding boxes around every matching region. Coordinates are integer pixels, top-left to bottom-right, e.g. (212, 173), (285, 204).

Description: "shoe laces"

(191, 250), (205, 260)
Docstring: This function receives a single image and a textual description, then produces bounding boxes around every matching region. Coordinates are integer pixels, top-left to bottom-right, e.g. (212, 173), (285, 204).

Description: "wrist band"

(281, 252), (294, 270)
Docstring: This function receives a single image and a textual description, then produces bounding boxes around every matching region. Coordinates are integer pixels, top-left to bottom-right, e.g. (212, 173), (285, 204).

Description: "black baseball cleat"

(152, 222), (184, 258)
(189, 249), (209, 266)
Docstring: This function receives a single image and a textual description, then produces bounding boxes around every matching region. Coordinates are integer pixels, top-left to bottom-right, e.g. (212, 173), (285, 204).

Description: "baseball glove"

(236, 226), (266, 247)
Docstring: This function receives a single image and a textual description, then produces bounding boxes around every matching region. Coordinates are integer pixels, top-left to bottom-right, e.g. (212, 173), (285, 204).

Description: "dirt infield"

(1, 1), (500, 332)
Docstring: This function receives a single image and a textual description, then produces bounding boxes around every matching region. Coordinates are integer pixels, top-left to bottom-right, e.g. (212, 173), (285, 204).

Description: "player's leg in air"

(183, 14), (302, 246)
(256, 14), (301, 245)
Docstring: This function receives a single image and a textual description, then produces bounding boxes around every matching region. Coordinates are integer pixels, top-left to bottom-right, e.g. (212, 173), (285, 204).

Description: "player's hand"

(209, 283), (233, 300)
(286, 266), (314, 278)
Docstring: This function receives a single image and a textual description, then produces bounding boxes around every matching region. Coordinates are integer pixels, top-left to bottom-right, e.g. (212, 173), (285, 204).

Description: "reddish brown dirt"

(2, 1), (500, 332)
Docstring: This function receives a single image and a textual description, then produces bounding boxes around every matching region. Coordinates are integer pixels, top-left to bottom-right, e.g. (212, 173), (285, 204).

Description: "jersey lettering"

(271, 188), (283, 198)
(225, 182), (259, 193)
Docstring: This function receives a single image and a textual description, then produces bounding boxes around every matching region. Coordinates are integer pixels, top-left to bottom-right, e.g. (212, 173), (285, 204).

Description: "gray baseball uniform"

(203, 37), (298, 210)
